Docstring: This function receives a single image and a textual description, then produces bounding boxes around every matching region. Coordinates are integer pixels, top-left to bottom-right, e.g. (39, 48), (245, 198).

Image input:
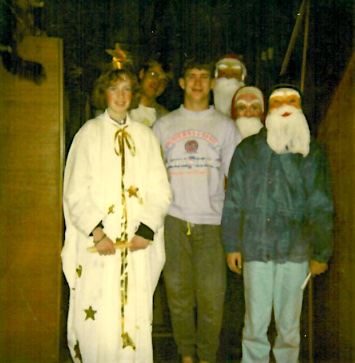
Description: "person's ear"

(138, 69), (145, 81)
(179, 77), (185, 90)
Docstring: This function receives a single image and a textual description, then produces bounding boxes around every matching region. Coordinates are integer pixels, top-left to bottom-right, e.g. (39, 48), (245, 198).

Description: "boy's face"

(139, 64), (169, 100)
(179, 68), (215, 104)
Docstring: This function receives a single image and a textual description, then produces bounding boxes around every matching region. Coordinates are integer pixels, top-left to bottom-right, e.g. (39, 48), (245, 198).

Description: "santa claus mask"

(265, 88), (310, 157)
(232, 88), (264, 139)
(213, 56), (246, 116)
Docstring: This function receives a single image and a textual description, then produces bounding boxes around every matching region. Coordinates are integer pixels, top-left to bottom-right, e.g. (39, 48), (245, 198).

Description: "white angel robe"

(62, 110), (172, 363)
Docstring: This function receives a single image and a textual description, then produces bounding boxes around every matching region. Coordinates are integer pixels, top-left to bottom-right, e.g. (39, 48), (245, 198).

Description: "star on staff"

(84, 306), (97, 320)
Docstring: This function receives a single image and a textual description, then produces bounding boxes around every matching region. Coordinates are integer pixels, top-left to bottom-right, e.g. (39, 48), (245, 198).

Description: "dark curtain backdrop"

(38, 0), (353, 149)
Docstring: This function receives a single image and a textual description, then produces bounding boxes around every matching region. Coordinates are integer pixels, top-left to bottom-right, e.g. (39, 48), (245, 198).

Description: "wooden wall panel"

(317, 51), (355, 362)
(0, 36), (64, 362)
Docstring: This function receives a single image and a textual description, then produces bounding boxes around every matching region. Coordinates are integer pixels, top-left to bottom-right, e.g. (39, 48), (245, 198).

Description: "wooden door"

(0, 36), (64, 362)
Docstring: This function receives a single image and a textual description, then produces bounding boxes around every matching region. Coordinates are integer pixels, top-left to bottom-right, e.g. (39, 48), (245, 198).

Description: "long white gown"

(62, 110), (172, 363)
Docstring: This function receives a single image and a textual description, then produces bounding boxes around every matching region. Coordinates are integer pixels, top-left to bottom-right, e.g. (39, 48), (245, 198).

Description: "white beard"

(265, 105), (310, 157)
(236, 117), (263, 139)
(213, 78), (244, 116)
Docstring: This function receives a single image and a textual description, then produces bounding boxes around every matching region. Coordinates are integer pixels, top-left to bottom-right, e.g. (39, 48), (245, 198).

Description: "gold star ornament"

(106, 43), (127, 70)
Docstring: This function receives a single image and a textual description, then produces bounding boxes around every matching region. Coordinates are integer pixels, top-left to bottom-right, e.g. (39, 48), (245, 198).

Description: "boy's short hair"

(180, 57), (215, 78)
(91, 69), (138, 110)
(140, 59), (173, 80)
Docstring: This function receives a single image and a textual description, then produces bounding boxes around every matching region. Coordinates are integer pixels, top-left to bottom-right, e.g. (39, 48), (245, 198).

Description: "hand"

(95, 235), (116, 256)
(129, 235), (150, 252)
(309, 260), (328, 276)
(226, 252), (242, 275)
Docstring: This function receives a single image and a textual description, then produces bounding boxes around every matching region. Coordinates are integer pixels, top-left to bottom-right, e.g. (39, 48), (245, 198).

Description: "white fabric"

(62, 110), (172, 363)
(129, 104), (157, 127)
(153, 105), (241, 225)
(129, 103), (168, 127)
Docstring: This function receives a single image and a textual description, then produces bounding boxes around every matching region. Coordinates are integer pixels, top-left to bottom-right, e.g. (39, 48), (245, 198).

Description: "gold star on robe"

(74, 340), (83, 362)
(106, 43), (127, 70)
(84, 306), (97, 321)
(127, 185), (139, 198)
(108, 204), (115, 214)
(76, 265), (82, 278)
(127, 185), (143, 204)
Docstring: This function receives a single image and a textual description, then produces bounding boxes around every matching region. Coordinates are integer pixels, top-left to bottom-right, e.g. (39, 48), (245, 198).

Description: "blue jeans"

(163, 215), (226, 362)
(242, 261), (308, 363)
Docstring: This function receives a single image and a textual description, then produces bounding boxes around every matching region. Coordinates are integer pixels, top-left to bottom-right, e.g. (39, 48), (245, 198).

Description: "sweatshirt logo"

(185, 140), (198, 153)
(167, 130), (218, 148)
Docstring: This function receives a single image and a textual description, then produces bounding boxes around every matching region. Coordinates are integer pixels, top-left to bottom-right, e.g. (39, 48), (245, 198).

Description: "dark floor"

(60, 270), (338, 363)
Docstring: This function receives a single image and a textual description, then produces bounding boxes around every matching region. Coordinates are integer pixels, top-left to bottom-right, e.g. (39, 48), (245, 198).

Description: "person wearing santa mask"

(213, 54), (247, 117)
(231, 86), (265, 139)
(221, 85), (334, 363)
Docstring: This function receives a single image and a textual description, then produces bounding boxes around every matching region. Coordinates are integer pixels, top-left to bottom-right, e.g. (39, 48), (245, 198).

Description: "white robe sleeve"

(63, 121), (106, 237)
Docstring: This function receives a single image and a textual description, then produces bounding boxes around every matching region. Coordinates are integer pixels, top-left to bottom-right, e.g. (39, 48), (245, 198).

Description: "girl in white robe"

(62, 69), (172, 363)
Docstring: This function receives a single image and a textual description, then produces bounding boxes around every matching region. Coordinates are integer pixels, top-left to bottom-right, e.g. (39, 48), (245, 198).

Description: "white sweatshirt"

(153, 105), (241, 225)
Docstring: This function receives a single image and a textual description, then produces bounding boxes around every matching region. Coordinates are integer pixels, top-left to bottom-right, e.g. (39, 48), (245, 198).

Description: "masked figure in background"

(231, 86), (264, 139)
(222, 85), (334, 363)
(213, 54), (247, 117)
